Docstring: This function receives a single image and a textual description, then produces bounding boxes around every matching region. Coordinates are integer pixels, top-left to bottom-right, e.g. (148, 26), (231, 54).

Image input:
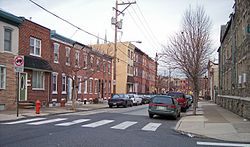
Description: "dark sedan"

(108, 94), (133, 108)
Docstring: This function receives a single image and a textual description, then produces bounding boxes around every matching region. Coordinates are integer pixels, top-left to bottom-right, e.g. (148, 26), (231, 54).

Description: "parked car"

(167, 92), (188, 112)
(128, 94), (142, 105)
(108, 94), (133, 108)
(141, 95), (151, 104)
(185, 94), (193, 107)
(148, 95), (181, 119)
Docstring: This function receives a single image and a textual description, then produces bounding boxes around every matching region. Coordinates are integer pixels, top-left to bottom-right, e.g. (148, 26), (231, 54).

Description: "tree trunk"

(192, 79), (199, 115)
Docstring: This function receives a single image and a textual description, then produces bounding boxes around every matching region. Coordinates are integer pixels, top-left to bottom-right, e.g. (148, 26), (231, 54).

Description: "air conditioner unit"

(111, 17), (116, 25)
(238, 75), (242, 84)
(243, 73), (247, 83)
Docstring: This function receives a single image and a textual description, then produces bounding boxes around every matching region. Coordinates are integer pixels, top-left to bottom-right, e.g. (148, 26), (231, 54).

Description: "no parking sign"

(14, 55), (24, 72)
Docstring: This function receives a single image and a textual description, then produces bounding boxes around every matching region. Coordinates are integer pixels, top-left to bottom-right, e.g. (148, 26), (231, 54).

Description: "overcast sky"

(1, 0), (234, 76)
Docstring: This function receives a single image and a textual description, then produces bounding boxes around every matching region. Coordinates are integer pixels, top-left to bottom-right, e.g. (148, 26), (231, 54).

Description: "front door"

(19, 73), (27, 101)
(67, 78), (72, 101)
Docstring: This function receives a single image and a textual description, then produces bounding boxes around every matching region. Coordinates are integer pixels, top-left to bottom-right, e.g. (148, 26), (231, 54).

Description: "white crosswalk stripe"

(141, 123), (161, 131)
(111, 121), (138, 130)
(82, 120), (114, 128)
(27, 118), (67, 125)
(55, 119), (90, 126)
(1, 118), (46, 125)
(2, 117), (163, 132)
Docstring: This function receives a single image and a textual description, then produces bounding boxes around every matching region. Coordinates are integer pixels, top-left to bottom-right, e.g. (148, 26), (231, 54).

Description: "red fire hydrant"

(35, 100), (41, 114)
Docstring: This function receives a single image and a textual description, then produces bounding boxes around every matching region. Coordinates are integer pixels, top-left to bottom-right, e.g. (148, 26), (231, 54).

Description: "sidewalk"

(0, 103), (108, 122)
(175, 101), (250, 142)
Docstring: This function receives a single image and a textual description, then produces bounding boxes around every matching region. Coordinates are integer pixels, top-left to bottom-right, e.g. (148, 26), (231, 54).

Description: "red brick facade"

(18, 19), (52, 105)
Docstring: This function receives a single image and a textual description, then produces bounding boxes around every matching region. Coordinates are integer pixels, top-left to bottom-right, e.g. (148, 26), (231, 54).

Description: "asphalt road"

(0, 105), (224, 147)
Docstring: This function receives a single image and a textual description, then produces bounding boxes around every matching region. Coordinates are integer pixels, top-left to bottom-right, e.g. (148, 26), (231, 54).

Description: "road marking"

(55, 119), (90, 126)
(27, 118), (67, 125)
(2, 118), (46, 125)
(197, 141), (250, 147)
(111, 121), (138, 130)
(82, 120), (114, 128)
(141, 123), (161, 131)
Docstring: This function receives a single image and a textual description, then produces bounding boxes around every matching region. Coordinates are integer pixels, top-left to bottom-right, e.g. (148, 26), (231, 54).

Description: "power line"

(28, 0), (106, 42)
(135, 1), (162, 49)
(126, 8), (158, 51)
(28, 0), (131, 65)
(130, 5), (159, 50)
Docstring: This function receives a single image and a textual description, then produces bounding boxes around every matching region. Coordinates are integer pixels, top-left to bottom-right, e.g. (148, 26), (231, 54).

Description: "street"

(0, 105), (225, 147)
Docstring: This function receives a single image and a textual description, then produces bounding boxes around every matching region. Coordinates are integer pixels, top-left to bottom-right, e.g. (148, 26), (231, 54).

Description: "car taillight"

(169, 105), (176, 109)
(149, 103), (155, 107)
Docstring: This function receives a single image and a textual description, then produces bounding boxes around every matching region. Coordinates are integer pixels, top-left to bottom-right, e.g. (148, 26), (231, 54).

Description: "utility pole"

(112, 0), (136, 94)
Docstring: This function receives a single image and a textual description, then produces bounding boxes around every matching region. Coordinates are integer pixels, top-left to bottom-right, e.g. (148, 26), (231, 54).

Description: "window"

(66, 47), (70, 65)
(96, 59), (100, 71)
(75, 51), (80, 67)
(4, 28), (12, 52)
(53, 43), (59, 63)
(108, 81), (111, 94)
(84, 79), (88, 94)
(108, 63), (111, 74)
(104, 80), (106, 95)
(89, 79), (93, 94)
(30, 37), (41, 56)
(95, 79), (98, 94)
(78, 77), (81, 94)
(32, 71), (44, 89)
(0, 66), (6, 89)
(90, 56), (94, 68)
(62, 74), (66, 94)
(52, 72), (58, 94)
(103, 61), (106, 72)
(83, 54), (87, 68)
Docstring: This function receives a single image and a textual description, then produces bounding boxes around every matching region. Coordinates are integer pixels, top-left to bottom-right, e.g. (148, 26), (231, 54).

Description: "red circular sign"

(14, 56), (24, 67)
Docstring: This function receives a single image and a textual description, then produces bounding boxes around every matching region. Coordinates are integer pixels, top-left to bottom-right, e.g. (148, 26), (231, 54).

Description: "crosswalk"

(1, 117), (162, 132)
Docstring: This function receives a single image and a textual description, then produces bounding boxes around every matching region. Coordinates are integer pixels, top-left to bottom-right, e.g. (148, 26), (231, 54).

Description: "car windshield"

(167, 93), (184, 98)
(186, 95), (192, 99)
(152, 96), (172, 104)
(112, 95), (121, 99)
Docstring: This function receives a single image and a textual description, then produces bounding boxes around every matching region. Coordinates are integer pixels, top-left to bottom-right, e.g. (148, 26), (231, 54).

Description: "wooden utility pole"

(112, 0), (136, 94)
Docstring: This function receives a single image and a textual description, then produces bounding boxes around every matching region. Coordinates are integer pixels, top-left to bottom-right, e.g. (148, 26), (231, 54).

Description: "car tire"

(178, 112), (181, 117)
(109, 105), (112, 108)
(124, 102), (127, 108)
(173, 114), (177, 120)
(149, 113), (154, 118)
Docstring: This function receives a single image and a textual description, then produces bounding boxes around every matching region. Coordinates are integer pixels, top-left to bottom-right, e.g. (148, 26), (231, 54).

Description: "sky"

(0, 0), (234, 76)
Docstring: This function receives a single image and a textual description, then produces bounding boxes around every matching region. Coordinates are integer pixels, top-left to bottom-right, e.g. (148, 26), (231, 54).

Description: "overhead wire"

(135, 1), (162, 49)
(28, 0), (131, 65)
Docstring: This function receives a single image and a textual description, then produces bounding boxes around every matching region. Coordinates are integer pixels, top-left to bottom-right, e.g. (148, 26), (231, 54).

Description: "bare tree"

(162, 6), (213, 115)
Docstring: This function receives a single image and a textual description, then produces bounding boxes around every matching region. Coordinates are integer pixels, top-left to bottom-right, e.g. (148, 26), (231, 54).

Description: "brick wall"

(0, 53), (17, 110)
(19, 19), (51, 105)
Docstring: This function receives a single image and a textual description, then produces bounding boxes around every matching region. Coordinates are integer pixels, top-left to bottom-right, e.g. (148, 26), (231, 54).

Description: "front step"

(19, 101), (35, 109)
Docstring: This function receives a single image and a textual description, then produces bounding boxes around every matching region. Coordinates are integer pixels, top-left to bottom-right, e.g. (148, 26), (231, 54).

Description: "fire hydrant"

(35, 100), (41, 114)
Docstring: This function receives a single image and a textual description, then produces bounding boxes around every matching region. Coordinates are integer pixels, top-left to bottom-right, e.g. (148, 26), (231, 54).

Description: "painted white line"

(55, 119), (90, 126)
(27, 118), (67, 125)
(141, 123), (161, 131)
(82, 120), (114, 128)
(111, 121), (137, 130)
(2, 118), (46, 125)
(197, 141), (250, 147)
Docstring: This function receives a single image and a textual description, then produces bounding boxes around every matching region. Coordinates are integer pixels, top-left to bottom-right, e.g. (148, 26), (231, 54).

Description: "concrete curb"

(0, 106), (108, 123)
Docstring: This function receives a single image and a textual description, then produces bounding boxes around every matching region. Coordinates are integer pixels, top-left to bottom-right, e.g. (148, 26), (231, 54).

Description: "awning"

(24, 56), (53, 72)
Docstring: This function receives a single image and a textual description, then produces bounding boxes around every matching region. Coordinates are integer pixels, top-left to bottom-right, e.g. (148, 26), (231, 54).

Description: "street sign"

(14, 55), (24, 73)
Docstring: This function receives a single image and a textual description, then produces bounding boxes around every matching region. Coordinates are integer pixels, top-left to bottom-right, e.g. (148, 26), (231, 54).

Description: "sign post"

(14, 55), (24, 117)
